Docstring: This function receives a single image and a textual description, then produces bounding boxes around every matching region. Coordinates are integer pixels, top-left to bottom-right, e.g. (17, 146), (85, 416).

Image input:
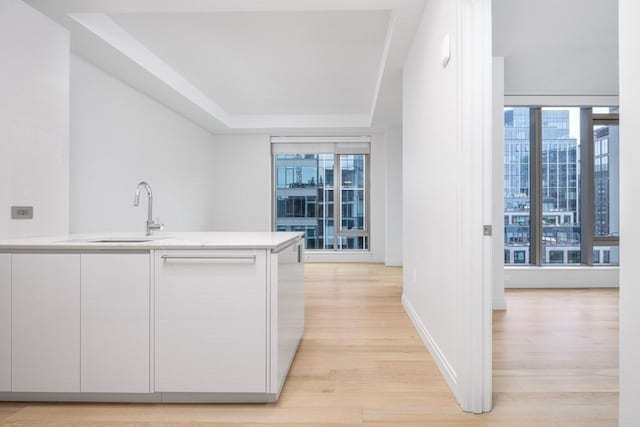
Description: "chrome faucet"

(133, 181), (163, 235)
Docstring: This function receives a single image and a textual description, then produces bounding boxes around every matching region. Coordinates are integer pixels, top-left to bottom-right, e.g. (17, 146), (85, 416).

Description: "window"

(549, 250), (564, 264)
(514, 250), (527, 264)
(594, 246), (619, 265)
(272, 139), (370, 251)
(504, 108), (531, 264)
(568, 250), (581, 264)
(593, 123), (619, 240)
(503, 107), (619, 266)
(540, 108), (581, 265)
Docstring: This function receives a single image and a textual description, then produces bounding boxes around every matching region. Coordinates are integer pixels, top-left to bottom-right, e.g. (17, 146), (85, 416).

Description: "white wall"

(493, 0), (618, 98)
(504, 267), (619, 288)
(370, 132), (387, 264)
(385, 126), (403, 266)
(492, 57), (506, 310)
(70, 55), (218, 233)
(0, 0), (69, 239)
(401, 0), (461, 395)
(207, 134), (272, 232)
(619, 1), (640, 425)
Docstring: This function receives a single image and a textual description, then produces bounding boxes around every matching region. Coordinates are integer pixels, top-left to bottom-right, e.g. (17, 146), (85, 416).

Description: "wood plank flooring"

(0, 263), (619, 426)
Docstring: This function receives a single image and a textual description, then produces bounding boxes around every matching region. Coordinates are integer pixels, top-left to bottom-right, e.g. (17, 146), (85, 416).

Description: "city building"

(594, 117), (621, 265)
(504, 108), (582, 264)
(274, 153), (368, 250)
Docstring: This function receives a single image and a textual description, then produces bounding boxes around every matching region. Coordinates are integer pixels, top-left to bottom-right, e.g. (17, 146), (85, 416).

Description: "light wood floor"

(0, 263), (619, 426)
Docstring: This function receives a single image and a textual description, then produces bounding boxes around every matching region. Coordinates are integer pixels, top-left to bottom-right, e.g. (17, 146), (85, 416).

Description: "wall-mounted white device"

(441, 33), (451, 68)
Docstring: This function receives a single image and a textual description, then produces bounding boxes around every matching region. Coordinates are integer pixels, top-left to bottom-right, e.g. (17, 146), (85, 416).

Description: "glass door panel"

(541, 107), (582, 264)
(338, 154), (366, 232)
(504, 107), (532, 264)
(593, 124), (619, 238)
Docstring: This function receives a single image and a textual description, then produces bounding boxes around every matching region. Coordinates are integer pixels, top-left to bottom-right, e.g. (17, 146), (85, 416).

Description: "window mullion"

(580, 108), (595, 265)
(530, 108), (543, 266)
(334, 153), (340, 251)
(365, 154), (371, 249)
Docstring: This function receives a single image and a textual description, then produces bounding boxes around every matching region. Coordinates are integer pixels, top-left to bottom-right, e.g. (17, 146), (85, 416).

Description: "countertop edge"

(0, 233), (305, 252)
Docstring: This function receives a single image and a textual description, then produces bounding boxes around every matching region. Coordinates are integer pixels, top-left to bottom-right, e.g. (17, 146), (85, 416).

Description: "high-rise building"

(594, 124), (620, 238)
(593, 118), (620, 265)
(274, 153), (367, 251)
(504, 108), (581, 264)
(274, 154), (333, 250)
(504, 108), (532, 263)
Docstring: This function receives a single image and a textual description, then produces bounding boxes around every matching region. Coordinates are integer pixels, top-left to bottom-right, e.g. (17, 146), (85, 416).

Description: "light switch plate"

(11, 206), (33, 220)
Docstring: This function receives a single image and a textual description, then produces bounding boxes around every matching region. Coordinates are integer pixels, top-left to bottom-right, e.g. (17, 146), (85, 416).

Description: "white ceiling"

(25, 0), (425, 133)
(111, 11), (390, 115)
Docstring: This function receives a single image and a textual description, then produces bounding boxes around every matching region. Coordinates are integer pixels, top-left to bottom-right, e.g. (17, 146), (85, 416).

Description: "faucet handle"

(148, 219), (164, 232)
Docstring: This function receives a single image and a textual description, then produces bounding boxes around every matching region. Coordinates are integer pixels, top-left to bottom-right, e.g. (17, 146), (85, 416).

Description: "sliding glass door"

(590, 108), (620, 265)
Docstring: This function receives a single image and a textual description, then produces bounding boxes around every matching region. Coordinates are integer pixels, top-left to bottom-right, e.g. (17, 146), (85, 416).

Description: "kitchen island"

(0, 232), (304, 403)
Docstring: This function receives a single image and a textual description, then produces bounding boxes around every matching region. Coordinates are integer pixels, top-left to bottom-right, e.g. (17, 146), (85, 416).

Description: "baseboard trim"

(401, 294), (458, 394)
(492, 296), (507, 310)
(0, 392), (162, 403)
(384, 260), (403, 267)
(0, 392), (278, 403)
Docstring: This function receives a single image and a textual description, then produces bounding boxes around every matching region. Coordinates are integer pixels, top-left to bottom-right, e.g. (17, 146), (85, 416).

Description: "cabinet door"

(0, 255), (10, 391)
(12, 254), (80, 392)
(155, 250), (267, 393)
(81, 253), (150, 393)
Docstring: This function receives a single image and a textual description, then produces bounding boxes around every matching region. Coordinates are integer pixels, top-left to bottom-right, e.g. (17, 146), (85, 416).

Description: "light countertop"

(0, 232), (304, 252)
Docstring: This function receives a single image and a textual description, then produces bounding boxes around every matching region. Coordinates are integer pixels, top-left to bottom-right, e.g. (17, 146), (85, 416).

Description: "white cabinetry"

(12, 254), (80, 392)
(0, 233), (304, 402)
(0, 255), (10, 391)
(271, 241), (305, 393)
(155, 250), (268, 393)
(81, 253), (150, 393)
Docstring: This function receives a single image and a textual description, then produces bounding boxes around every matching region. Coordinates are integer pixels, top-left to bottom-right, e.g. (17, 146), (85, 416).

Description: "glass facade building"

(594, 124), (619, 237)
(540, 108), (581, 264)
(274, 153), (368, 251)
(504, 108), (581, 265)
(504, 107), (619, 266)
(504, 108), (532, 264)
(593, 119), (620, 265)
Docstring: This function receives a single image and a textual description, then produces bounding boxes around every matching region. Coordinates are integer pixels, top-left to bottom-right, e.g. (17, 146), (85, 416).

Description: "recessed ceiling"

(25, 0), (426, 132)
(110, 11), (390, 115)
